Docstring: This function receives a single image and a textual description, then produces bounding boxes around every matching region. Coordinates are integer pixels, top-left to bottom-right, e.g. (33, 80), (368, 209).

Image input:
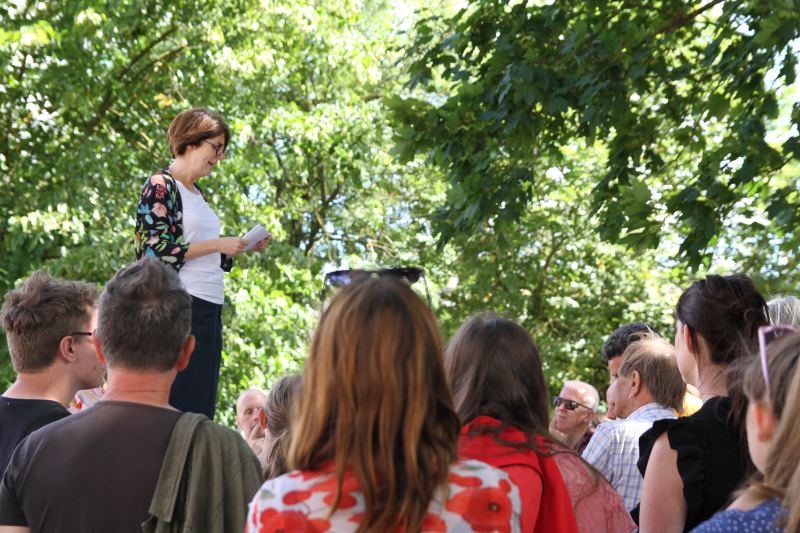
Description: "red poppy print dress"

(246, 459), (521, 533)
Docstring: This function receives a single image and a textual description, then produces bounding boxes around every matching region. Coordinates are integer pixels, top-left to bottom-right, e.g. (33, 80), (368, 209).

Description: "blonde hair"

(618, 335), (686, 413)
(288, 275), (461, 533)
(738, 332), (800, 531)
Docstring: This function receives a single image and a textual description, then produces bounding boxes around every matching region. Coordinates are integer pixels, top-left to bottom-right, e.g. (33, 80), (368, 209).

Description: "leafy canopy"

(389, 0), (800, 269)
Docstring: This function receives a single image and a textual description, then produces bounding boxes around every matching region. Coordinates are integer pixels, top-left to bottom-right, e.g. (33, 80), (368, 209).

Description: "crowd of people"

(1, 260), (800, 533)
(1, 108), (800, 533)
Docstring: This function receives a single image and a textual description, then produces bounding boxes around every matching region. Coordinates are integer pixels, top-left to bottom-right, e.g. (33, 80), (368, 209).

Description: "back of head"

(768, 296), (800, 330)
(676, 273), (768, 369)
(445, 315), (550, 434)
(602, 322), (662, 362)
(264, 374), (301, 480)
(740, 333), (800, 531)
(618, 335), (686, 412)
(677, 274), (767, 430)
(288, 275), (460, 533)
(1, 271), (99, 373)
(95, 258), (192, 372)
(445, 315), (606, 501)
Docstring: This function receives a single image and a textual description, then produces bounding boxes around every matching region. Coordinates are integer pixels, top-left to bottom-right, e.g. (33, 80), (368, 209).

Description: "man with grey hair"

(0, 258), (262, 533)
(582, 335), (684, 511)
(236, 388), (267, 454)
(552, 379), (599, 454)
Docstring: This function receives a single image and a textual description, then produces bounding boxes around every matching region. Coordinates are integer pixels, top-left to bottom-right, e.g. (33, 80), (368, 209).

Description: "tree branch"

(116, 25), (179, 82)
(649, 0), (726, 38)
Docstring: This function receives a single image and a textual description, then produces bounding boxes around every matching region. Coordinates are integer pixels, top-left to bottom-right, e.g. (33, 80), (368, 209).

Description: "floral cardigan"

(134, 169), (232, 272)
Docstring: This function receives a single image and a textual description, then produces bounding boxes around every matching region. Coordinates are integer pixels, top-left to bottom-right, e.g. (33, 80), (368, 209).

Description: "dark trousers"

(169, 295), (223, 420)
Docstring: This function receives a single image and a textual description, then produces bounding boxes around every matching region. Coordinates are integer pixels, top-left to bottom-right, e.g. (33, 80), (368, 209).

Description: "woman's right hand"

(217, 237), (249, 256)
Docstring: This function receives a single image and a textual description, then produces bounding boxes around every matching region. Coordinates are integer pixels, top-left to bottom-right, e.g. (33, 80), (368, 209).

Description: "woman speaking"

(134, 107), (269, 419)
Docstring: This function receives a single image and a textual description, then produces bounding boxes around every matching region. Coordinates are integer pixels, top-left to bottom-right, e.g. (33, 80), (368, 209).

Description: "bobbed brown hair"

(1, 271), (99, 373)
(288, 275), (461, 533)
(676, 273), (768, 437)
(263, 374), (301, 480)
(167, 107), (230, 158)
(737, 332), (800, 531)
(618, 335), (686, 413)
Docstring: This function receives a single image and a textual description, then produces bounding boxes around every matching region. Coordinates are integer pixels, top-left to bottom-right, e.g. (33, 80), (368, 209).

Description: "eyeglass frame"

(202, 139), (227, 157)
(553, 396), (594, 412)
(758, 324), (797, 399)
(320, 268), (431, 308)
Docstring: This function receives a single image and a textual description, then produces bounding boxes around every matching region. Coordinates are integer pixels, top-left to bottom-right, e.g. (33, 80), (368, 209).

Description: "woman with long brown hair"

(246, 276), (521, 533)
(689, 331), (800, 532)
(636, 274), (769, 533)
(445, 315), (636, 533)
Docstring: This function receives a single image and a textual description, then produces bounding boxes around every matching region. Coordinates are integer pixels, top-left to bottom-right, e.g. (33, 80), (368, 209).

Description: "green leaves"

(392, 0), (800, 269)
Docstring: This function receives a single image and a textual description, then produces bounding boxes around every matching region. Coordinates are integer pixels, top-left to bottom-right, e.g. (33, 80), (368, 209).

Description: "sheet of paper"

(242, 224), (270, 251)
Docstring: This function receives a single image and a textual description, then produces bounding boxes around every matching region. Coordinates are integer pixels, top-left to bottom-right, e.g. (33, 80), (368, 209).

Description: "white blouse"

(175, 181), (225, 305)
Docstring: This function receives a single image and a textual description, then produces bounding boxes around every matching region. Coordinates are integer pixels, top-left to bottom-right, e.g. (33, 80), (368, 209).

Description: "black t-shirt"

(0, 401), (183, 532)
(0, 397), (69, 477)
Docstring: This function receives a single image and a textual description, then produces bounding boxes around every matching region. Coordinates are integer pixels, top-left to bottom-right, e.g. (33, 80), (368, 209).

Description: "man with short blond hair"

(0, 271), (103, 476)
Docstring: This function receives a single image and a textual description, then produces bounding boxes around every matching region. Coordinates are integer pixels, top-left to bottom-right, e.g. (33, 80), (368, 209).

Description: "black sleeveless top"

(631, 396), (749, 532)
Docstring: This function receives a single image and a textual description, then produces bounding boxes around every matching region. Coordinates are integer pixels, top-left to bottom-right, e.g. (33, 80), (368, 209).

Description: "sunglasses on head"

(320, 268), (431, 307)
(758, 325), (797, 399)
(553, 396), (593, 411)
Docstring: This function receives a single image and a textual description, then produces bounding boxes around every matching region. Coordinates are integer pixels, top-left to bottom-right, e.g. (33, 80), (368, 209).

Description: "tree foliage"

(2, 0), (797, 426)
(390, 0), (800, 269)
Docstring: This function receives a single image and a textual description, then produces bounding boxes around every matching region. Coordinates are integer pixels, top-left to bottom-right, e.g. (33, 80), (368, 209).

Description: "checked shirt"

(581, 403), (677, 512)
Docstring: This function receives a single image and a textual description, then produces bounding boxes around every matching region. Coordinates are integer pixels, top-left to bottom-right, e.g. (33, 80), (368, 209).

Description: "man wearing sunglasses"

(552, 380), (599, 454)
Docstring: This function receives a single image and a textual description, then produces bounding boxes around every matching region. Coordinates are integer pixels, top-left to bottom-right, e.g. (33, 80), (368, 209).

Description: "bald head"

(236, 389), (267, 436)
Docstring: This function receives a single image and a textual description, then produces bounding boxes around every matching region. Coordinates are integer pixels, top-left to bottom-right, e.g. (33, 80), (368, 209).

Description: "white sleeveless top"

(176, 181), (225, 304)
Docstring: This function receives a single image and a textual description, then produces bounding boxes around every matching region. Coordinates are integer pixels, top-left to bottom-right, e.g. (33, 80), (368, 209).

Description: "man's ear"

(258, 408), (268, 430)
(91, 332), (108, 366)
(752, 402), (775, 443)
(176, 335), (196, 372)
(57, 335), (77, 363)
(630, 371), (642, 398)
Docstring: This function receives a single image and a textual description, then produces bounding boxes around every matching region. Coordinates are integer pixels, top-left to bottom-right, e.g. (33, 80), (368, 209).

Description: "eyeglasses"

(320, 268), (431, 307)
(553, 396), (593, 411)
(71, 332), (93, 337)
(758, 325), (797, 398)
(202, 140), (227, 158)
